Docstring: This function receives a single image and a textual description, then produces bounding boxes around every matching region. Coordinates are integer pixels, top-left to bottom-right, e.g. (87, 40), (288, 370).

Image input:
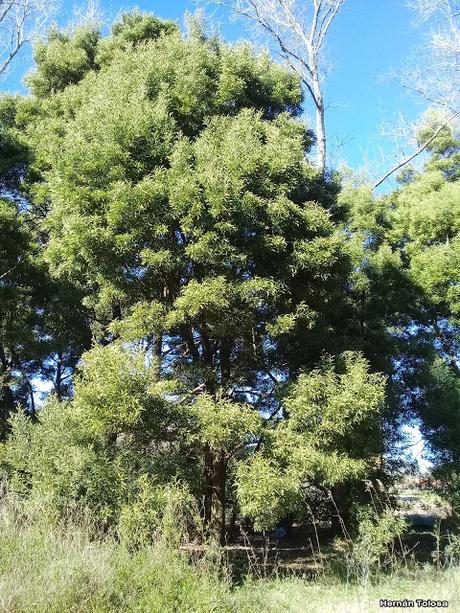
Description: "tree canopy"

(1, 8), (460, 545)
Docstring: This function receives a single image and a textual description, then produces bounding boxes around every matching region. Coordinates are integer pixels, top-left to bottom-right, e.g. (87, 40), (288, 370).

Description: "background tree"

(374, 0), (460, 189)
(343, 115), (460, 483)
(204, 0), (345, 174)
(405, 0), (460, 115)
(387, 122), (460, 465)
(0, 64), (92, 431)
(0, 0), (57, 77)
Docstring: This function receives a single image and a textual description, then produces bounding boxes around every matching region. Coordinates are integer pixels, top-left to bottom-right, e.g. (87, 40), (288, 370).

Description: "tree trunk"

(0, 343), (15, 438)
(203, 445), (213, 528)
(210, 450), (227, 545)
(55, 352), (63, 400)
(203, 447), (227, 545)
(27, 380), (35, 417)
(312, 74), (326, 174)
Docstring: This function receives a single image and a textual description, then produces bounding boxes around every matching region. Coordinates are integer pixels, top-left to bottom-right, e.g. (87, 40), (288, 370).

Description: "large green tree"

(340, 113), (460, 477)
(9, 12), (385, 542)
(388, 117), (460, 465)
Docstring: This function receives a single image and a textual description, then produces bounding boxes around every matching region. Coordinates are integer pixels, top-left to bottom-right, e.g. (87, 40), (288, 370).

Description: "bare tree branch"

(372, 109), (460, 190)
(0, 0), (58, 77)
(400, 0), (460, 115)
(0, 257), (22, 281)
(201, 0), (345, 174)
(374, 1), (460, 189)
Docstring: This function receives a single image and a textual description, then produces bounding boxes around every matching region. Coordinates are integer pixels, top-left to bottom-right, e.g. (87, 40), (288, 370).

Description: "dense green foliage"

(1, 8), (460, 554)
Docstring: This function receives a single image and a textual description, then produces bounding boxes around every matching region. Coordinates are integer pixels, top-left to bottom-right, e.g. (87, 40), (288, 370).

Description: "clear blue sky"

(1, 0), (430, 176)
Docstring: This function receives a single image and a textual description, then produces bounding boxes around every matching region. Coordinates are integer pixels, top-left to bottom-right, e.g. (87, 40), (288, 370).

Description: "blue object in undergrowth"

(274, 526), (288, 539)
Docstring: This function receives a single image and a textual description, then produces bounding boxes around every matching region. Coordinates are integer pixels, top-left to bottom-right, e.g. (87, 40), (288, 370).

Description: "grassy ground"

(0, 503), (458, 613)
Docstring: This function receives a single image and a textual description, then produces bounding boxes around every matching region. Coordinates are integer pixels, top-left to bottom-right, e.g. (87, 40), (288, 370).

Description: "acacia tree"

(205, 0), (345, 174)
(5, 11), (388, 543)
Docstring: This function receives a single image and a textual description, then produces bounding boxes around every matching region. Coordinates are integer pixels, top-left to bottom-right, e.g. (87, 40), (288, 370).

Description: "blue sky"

(1, 0), (431, 176)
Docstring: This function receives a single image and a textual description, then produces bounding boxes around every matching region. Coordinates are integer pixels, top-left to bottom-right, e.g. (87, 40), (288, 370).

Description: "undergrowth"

(0, 491), (458, 612)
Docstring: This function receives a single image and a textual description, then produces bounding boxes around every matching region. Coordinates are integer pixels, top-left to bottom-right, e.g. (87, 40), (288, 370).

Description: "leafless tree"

(203, 0), (345, 175)
(0, 0), (57, 78)
(373, 0), (460, 189)
(404, 0), (460, 114)
(373, 109), (460, 189)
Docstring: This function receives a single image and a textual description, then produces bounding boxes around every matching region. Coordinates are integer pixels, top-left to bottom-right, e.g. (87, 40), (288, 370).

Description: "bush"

(0, 489), (460, 612)
(0, 491), (228, 612)
(346, 506), (407, 582)
(118, 477), (202, 547)
(0, 344), (201, 544)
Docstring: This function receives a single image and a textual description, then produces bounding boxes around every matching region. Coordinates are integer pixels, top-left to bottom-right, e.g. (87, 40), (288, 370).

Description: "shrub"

(118, 477), (202, 547)
(346, 506), (407, 582)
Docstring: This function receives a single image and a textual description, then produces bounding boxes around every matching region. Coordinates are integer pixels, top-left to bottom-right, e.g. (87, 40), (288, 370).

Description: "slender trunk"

(182, 325), (200, 363)
(27, 380), (35, 417)
(55, 352), (62, 400)
(220, 340), (231, 384)
(112, 302), (122, 323)
(0, 343), (15, 437)
(315, 108), (326, 173)
(153, 333), (163, 373)
(312, 75), (326, 174)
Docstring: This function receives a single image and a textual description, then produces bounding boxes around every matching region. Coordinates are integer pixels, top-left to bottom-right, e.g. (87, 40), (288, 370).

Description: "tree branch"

(372, 109), (460, 190)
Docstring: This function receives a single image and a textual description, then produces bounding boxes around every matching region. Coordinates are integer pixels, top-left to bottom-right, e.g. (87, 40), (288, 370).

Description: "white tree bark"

(0, 0), (57, 77)
(204, 0), (345, 175)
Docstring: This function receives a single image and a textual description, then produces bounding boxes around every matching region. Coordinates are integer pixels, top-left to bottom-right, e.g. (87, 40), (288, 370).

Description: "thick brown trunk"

(203, 445), (213, 527)
(203, 447), (227, 545)
(0, 381), (14, 431)
(210, 450), (227, 545)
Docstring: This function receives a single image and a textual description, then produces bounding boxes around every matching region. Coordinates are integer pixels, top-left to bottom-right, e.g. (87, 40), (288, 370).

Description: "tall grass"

(0, 492), (459, 612)
(0, 492), (230, 612)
